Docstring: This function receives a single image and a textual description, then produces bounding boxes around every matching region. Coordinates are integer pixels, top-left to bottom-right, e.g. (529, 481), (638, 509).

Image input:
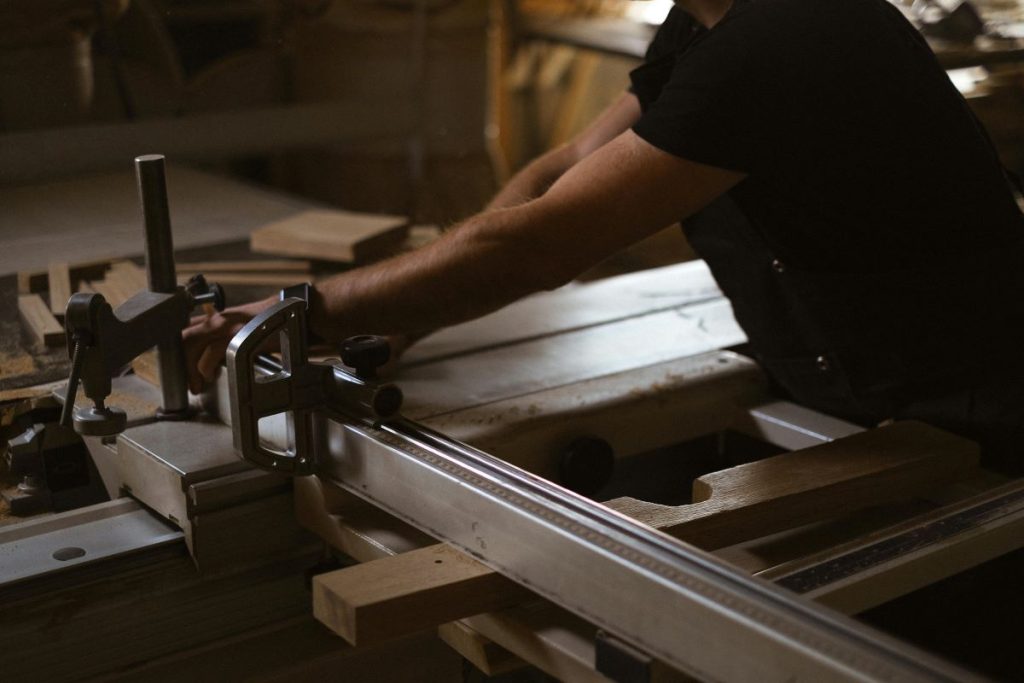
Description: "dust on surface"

(0, 351), (35, 380)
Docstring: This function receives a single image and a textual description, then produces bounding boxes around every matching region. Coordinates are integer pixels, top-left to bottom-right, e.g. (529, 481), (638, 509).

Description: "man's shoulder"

(696, 0), (914, 66)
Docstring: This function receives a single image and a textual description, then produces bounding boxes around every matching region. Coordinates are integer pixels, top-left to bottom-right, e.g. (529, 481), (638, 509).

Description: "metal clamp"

(227, 299), (330, 475)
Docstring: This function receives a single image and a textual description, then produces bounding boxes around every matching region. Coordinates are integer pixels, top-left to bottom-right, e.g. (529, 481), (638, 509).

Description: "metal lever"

(226, 299), (404, 475)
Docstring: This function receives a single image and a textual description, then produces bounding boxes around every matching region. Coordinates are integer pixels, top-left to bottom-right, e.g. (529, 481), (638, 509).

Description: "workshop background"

(2, 1), (1024, 682)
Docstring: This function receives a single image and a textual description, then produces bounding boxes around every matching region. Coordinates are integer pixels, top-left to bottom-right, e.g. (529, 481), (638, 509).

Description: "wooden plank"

(437, 621), (526, 677)
(90, 262), (147, 308)
(250, 209), (408, 264)
(17, 294), (64, 347)
(110, 260), (147, 293)
(16, 258), (110, 294)
(313, 544), (534, 646)
(420, 351), (764, 481)
(399, 298), (745, 420)
(180, 272), (311, 287)
(459, 601), (616, 683)
(608, 421), (979, 550)
(47, 261), (71, 318)
(89, 279), (129, 309)
(402, 260), (723, 366)
(176, 259), (312, 273)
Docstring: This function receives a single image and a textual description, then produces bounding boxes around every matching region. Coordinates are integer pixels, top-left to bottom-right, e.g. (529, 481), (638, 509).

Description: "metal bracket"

(226, 298), (331, 475)
(226, 299), (404, 477)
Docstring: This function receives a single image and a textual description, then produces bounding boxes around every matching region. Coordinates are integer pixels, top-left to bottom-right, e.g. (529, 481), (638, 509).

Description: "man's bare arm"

(184, 131), (744, 391)
(487, 93), (642, 210)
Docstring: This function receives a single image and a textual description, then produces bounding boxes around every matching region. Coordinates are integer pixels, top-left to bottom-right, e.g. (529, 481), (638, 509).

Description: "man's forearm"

(309, 204), (570, 343)
(486, 144), (578, 211)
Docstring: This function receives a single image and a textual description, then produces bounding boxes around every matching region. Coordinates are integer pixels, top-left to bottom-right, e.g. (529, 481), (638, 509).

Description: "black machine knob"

(340, 335), (391, 380)
(185, 274), (226, 312)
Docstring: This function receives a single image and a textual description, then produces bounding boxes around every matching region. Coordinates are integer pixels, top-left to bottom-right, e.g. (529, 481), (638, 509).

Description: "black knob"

(186, 275), (226, 311)
(340, 335), (391, 379)
(559, 436), (615, 497)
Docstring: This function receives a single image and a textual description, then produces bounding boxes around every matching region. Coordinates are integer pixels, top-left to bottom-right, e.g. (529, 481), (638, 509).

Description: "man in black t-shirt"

(185, 0), (1023, 471)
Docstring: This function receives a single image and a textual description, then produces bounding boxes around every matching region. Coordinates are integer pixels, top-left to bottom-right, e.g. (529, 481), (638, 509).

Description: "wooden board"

(0, 165), (312, 278)
(176, 259), (312, 273)
(109, 260), (147, 292)
(17, 258), (110, 295)
(608, 421), (980, 550)
(399, 298), (745, 420)
(437, 621), (526, 677)
(419, 351), (764, 482)
(250, 209), (408, 264)
(89, 261), (147, 308)
(179, 272), (311, 287)
(402, 260), (723, 366)
(17, 294), (64, 347)
(313, 544), (534, 646)
(47, 261), (71, 318)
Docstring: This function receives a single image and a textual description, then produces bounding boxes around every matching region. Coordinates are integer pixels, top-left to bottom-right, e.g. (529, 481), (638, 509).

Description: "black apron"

(685, 195), (1024, 472)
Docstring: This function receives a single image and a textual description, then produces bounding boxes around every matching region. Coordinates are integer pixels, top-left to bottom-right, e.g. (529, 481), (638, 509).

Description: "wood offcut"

(250, 209), (408, 264)
(313, 544), (534, 646)
(47, 262), (71, 318)
(18, 294), (64, 347)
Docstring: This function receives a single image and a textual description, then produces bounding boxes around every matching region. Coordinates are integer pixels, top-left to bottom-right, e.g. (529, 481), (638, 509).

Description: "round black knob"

(340, 335), (391, 379)
(559, 436), (615, 497)
(185, 275), (227, 312)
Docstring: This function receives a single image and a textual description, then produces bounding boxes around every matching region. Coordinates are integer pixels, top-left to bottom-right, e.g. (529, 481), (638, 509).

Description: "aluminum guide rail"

(233, 302), (982, 681)
(316, 413), (982, 683)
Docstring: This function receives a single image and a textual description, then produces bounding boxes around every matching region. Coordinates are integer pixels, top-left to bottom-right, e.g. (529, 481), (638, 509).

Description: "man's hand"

(183, 297), (275, 393)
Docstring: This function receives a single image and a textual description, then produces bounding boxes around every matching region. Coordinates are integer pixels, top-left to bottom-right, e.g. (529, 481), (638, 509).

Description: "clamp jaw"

(59, 154), (224, 437)
(60, 277), (223, 436)
(226, 298), (402, 475)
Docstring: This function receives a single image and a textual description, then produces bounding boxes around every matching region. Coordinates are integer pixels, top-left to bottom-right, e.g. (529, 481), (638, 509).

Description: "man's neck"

(674, 0), (735, 28)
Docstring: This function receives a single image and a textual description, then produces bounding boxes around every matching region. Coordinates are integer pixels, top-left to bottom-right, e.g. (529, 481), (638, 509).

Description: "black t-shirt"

(630, 0), (1023, 273)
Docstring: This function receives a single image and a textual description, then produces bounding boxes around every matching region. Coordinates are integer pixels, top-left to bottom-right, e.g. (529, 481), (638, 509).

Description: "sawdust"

(0, 351), (35, 380)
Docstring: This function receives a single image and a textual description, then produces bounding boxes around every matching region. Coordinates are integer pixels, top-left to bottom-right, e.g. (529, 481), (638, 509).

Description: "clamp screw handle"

(60, 335), (87, 428)
(340, 335), (391, 379)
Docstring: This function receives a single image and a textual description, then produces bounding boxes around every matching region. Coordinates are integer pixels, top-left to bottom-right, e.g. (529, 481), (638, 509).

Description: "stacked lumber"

(16, 259), (148, 349)
(17, 294), (64, 347)
(85, 260), (148, 308)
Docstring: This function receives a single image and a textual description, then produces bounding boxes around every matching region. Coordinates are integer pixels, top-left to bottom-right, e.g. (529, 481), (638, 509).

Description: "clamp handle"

(226, 298), (328, 475)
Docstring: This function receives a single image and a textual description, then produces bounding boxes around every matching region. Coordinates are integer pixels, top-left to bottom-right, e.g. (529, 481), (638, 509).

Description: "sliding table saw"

(4, 258), (1019, 681)
(2, 165), (1022, 682)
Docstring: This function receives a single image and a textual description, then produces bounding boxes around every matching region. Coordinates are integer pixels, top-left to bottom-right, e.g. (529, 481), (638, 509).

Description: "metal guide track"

(318, 413), (985, 683)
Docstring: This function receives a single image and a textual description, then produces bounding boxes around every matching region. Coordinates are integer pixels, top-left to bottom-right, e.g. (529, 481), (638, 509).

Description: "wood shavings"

(0, 351), (36, 380)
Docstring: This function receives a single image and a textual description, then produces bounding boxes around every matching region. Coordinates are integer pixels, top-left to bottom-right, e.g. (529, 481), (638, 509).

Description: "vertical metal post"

(135, 154), (189, 417)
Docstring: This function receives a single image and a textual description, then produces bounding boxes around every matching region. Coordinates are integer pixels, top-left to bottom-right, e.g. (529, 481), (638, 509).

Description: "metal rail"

(231, 301), (983, 681)
(315, 413), (983, 682)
